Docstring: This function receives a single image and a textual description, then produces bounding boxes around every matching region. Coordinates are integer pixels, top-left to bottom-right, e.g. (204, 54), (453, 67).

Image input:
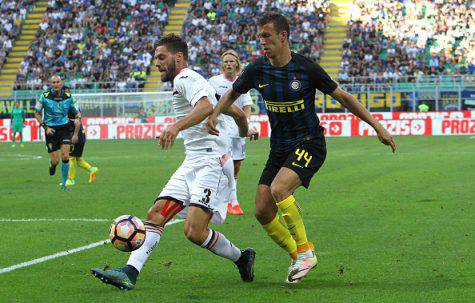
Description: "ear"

(175, 52), (184, 63)
(280, 31), (288, 43)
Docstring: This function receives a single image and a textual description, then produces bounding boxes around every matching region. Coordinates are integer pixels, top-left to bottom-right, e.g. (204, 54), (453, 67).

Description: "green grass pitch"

(0, 136), (473, 302)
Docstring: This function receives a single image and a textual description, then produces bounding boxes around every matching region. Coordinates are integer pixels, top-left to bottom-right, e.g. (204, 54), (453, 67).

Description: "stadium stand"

(12, 0), (173, 92)
(145, 0), (190, 92)
(339, 0), (475, 84)
(0, 1), (39, 96)
(0, 1), (36, 69)
(182, 0), (331, 78)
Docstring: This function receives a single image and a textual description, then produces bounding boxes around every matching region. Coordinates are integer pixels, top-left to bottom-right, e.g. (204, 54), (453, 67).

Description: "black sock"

(124, 265), (139, 283)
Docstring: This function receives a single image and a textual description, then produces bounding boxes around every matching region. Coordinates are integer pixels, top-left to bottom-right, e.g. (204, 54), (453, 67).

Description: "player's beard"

(162, 61), (176, 82)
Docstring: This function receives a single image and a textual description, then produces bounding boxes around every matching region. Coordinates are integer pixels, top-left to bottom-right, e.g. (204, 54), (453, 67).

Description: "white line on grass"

(0, 218), (184, 275)
(0, 218), (111, 222)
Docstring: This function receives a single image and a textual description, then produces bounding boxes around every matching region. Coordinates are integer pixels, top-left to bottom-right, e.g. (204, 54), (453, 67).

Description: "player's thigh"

(270, 167), (302, 202)
(254, 184), (278, 225)
(281, 138), (327, 189)
(70, 142), (85, 157)
(46, 131), (60, 153)
(147, 198), (183, 226)
(158, 161), (191, 206)
(190, 157), (230, 225)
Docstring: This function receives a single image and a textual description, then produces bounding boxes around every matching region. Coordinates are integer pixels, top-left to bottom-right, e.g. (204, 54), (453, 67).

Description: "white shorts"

(228, 137), (246, 161)
(158, 155), (231, 225)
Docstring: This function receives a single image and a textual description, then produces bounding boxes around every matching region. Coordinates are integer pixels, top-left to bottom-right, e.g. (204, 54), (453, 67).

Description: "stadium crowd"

(182, 0), (331, 78)
(14, 0), (172, 91)
(339, 0), (475, 84)
(0, 1), (35, 70)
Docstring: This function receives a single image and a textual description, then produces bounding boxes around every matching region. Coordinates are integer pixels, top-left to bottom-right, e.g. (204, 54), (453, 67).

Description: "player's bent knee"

(270, 183), (291, 203)
(254, 206), (275, 225)
(183, 224), (206, 245)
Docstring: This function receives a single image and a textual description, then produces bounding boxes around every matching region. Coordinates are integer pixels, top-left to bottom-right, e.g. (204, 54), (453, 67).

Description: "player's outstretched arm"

(223, 104), (249, 138)
(158, 97), (213, 149)
(330, 87), (396, 153)
(206, 88), (241, 136)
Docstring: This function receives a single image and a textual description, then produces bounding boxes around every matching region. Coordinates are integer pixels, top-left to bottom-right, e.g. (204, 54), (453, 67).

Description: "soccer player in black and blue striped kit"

(207, 13), (396, 283)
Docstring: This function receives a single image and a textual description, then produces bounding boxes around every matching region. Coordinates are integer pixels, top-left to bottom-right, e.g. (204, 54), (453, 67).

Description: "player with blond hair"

(209, 49), (255, 215)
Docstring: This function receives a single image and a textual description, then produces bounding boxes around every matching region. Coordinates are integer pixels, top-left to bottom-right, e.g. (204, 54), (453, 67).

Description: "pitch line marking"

(0, 219), (183, 275)
(0, 218), (111, 222)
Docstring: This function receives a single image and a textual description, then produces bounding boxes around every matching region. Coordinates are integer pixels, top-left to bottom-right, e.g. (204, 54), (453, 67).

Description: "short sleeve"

(233, 63), (255, 94)
(70, 97), (80, 116)
(174, 74), (209, 107)
(308, 61), (338, 95)
(241, 92), (253, 107)
(35, 94), (44, 112)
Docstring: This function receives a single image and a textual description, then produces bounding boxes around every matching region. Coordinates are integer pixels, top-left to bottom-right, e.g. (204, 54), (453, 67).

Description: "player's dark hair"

(157, 34), (188, 60)
(258, 13), (290, 40)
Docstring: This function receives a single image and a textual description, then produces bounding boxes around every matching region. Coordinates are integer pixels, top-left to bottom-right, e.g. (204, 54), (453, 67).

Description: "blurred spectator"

(340, 0), (475, 84)
(14, 0), (172, 91)
(0, 1), (35, 69)
(183, 0), (331, 78)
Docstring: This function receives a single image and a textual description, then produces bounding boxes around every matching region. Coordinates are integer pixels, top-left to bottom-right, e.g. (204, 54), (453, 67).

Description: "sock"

(68, 157), (77, 180)
(201, 228), (241, 262)
(126, 221), (164, 273)
(230, 177), (238, 206)
(61, 159), (69, 186)
(276, 195), (309, 253)
(77, 157), (91, 171)
(262, 215), (297, 259)
(123, 265), (139, 284)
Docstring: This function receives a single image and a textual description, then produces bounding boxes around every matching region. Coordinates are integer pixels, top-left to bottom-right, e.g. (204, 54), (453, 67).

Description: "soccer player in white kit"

(91, 35), (255, 290)
(209, 50), (254, 216)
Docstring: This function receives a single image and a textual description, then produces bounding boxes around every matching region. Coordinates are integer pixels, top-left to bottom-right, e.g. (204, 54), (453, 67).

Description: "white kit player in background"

(91, 35), (256, 290)
(209, 50), (257, 216)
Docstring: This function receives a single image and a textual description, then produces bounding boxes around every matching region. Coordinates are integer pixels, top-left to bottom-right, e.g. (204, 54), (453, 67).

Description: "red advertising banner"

(1, 111), (474, 142)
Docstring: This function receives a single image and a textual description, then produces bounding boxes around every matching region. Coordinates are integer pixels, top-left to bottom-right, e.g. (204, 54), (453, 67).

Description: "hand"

(45, 127), (55, 135)
(72, 134), (78, 144)
(206, 114), (220, 136)
(248, 127), (259, 141)
(158, 123), (180, 149)
(375, 125), (396, 153)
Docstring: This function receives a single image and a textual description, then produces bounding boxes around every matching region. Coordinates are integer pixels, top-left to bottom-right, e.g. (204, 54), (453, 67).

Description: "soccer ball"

(109, 215), (146, 252)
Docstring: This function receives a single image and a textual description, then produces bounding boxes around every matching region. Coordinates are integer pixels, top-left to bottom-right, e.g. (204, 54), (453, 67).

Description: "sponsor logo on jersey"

(264, 99), (305, 113)
(258, 83), (269, 88)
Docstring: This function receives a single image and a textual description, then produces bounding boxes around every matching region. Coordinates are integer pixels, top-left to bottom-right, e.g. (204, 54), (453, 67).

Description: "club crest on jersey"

(290, 80), (301, 91)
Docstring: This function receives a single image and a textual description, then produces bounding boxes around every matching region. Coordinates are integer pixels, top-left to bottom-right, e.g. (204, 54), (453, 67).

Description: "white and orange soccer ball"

(109, 215), (146, 252)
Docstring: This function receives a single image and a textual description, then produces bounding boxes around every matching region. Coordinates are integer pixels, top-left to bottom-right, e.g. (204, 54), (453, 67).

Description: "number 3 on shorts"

(294, 148), (312, 167)
(200, 188), (212, 204)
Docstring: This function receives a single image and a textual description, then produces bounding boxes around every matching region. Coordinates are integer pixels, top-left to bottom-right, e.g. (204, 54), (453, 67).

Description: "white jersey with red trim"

(172, 68), (227, 156)
(208, 74), (253, 138)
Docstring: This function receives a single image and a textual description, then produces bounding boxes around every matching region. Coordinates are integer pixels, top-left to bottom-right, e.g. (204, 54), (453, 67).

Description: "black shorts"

(45, 125), (72, 153)
(70, 132), (86, 157)
(259, 138), (326, 188)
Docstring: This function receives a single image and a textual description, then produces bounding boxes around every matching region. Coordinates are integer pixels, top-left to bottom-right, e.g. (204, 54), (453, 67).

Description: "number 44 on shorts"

(292, 148), (312, 169)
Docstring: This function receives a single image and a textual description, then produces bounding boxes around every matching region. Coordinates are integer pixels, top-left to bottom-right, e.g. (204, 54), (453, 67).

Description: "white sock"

(201, 228), (241, 262)
(230, 177), (239, 206)
(126, 222), (164, 272)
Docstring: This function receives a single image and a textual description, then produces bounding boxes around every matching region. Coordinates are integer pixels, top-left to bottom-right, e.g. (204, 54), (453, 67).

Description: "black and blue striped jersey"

(233, 52), (338, 153)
